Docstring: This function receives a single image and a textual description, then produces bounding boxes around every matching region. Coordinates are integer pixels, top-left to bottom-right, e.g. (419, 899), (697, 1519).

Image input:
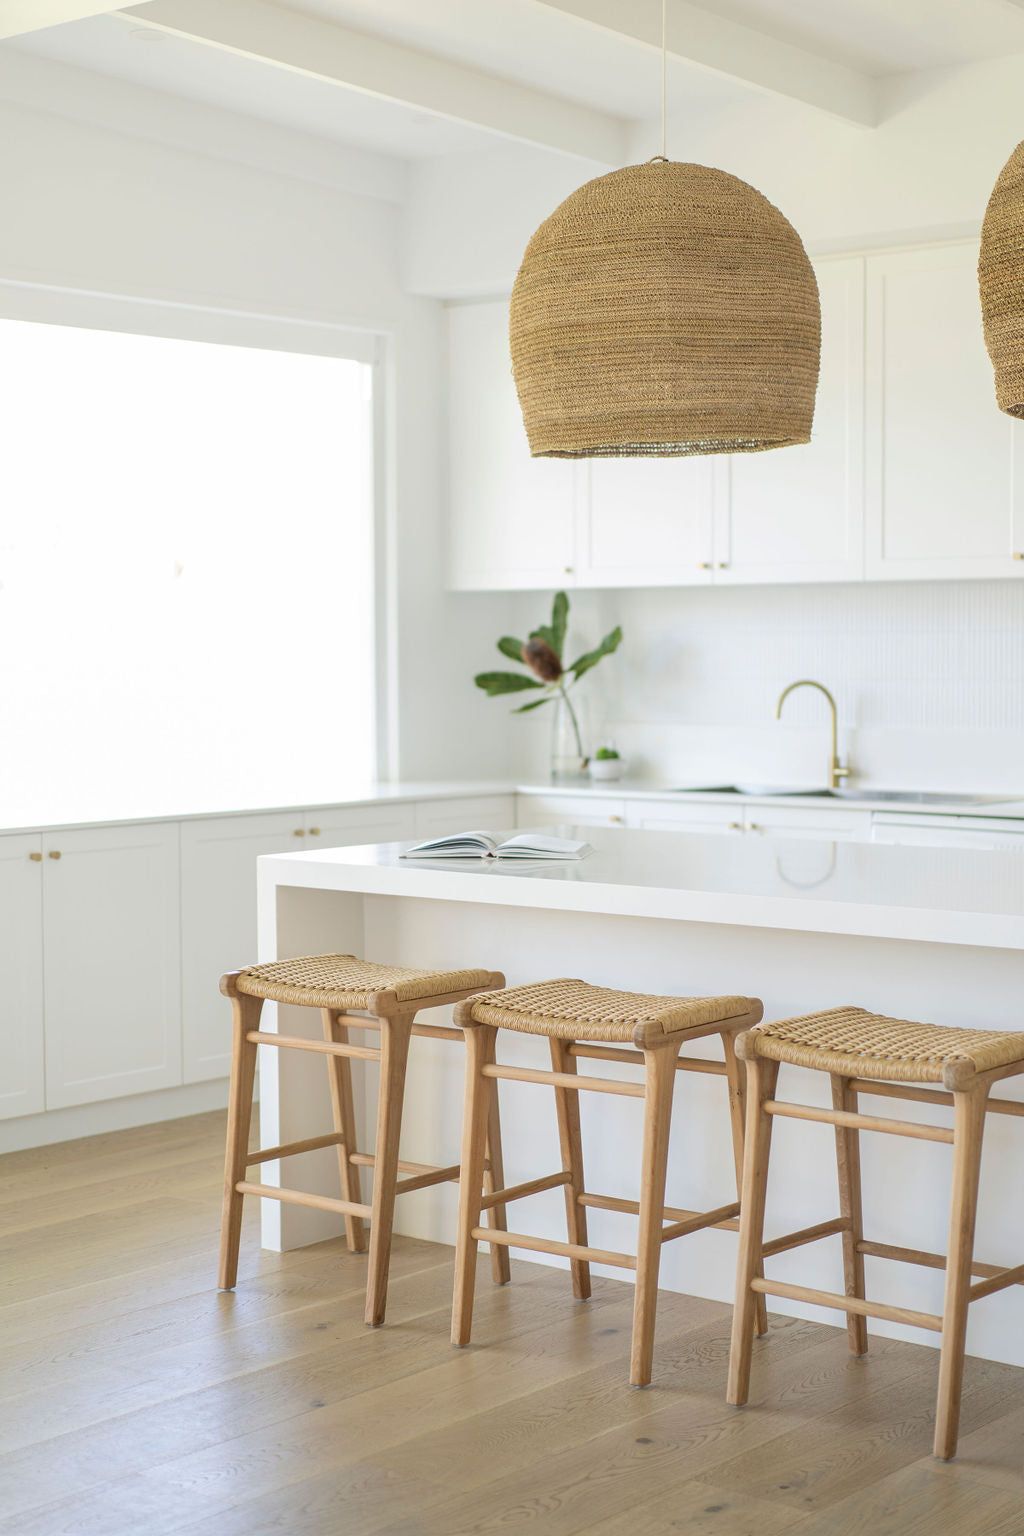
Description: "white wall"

(503, 581), (1024, 793)
(0, 57), (517, 786)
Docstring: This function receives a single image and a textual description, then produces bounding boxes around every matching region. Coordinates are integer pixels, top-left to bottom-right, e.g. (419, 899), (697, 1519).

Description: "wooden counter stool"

(219, 953), (510, 1325)
(727, 1006), (1024, 1459)
(450, 978), (764, 1386)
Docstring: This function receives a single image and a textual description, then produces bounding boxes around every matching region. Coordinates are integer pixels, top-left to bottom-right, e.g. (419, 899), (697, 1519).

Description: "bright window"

(0, 318), (376, 821)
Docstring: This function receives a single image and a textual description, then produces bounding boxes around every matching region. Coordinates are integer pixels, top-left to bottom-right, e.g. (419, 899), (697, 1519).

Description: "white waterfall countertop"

(260, 823), (1024, 951)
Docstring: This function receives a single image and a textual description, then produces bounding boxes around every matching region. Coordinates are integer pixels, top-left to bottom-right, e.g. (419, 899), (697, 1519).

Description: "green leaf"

(567, 625), (623, 681)
(528, 589), (570, 659)
(550, 591), (568, 658)
(474, 671), (544, 697)
(513, 695), (554, 714)
(496, 636), (526, 663)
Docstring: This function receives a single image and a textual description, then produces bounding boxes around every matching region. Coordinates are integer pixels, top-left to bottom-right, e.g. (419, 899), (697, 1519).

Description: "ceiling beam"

(0, 0), (150, 38)
(115, 0), (627, 163)
(533, 0), (879, 128)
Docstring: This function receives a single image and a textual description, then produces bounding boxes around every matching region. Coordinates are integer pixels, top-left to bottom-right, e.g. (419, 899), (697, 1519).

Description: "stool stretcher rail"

(471, 1226), (637, 1270)
(750, 1276), (943, 1333)
(763, 1099), (954, 1144)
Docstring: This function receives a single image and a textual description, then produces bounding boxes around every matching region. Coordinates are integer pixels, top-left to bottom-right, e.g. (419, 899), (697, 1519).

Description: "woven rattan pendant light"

(980, 140), (1024, 418)
(509, 4), (820, 458)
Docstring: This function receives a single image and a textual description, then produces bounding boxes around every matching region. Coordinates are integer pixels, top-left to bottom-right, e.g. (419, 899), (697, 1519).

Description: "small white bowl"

(589, 756), (626, 782)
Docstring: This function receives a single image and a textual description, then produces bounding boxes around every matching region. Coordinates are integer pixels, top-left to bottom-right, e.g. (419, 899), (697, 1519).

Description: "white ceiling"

(8, 0), (1024, 165)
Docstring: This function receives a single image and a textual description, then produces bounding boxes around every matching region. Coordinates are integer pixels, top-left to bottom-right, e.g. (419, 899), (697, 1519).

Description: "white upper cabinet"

(448, 246), (1022, 591)
(42, 822), (181, 1110)
(577, 457), (715, 586)
(0, 834), (45, 1121)
(447, 300), (579, 591)
(715, 256), (866, 585)
(865, 243), (1024, 580)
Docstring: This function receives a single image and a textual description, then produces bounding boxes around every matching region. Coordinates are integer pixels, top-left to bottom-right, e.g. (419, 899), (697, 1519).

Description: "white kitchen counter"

(515, 778), (1024, 820)
(256, 825), (1024, 1367)
(261, 824), (1024, 949)
(0, 780), (513, 835)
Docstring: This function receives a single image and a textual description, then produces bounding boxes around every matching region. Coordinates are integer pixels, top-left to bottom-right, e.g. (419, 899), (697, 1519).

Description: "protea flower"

(473, 591), (622, 768)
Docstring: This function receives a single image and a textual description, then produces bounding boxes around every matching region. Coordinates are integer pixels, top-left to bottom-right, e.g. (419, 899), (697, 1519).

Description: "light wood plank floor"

(1, 1110), (1022, 1535)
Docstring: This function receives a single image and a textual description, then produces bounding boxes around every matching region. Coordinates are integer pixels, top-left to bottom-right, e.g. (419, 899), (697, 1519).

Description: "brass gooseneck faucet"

(776, 679), (850, 792)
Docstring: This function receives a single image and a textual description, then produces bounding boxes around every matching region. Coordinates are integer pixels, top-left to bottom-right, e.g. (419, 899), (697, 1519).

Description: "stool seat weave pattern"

(743, 1006), (1024, 1085)
(236, 954), (494, 1011)
(461, 978), (758, 1047)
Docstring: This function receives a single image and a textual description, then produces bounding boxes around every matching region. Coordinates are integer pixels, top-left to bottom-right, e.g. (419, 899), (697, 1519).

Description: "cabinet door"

(866, 243), (1024, 579)
(743, 806), (870, 842)
(715, 257), (865, 585)
(0, 834), (45, 1120)
(625, 800), (744, 835)
(43, 822), (181, 1109)
(305, 802), (418, 850)
(577, 458), (714, 587)
(447, 300), (579, 591)
(414, 795), (515, 840)
(181, 812), (300, 1084)
(516, 793), (626, 829)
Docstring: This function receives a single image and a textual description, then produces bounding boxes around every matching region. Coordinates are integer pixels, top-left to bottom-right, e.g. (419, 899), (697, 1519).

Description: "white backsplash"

(509, 581), (1024, 793)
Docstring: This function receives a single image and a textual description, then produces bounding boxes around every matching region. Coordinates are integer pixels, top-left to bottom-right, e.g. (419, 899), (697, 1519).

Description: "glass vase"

(550, 688), (589, 782)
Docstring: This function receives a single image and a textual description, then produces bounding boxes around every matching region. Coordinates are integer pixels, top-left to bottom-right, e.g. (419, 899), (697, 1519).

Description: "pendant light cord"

(661, 0), (667, 159)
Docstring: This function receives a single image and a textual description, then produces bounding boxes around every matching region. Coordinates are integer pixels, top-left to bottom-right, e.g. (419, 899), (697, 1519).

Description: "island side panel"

(257, 875), (366, 1250)
(361, 893), (1024, 1368)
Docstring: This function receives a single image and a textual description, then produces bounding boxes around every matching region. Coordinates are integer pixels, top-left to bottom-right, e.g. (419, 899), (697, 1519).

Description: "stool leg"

(831, 1073), (868, 1356)
(482, 1070), (511, 1285)
(364, 1011), (413, 1327)
(218, 993), (262, 1290)
(723, 1030), (767, 1337)
(549, 1037), (592, 1301)
(934, 1086), (989, 1460)
(727, 1057), (780, 1406)
(631, 1040), (682, 1387)
(452, 1024), (497, 1346)
(322, 1009), (367, 1255)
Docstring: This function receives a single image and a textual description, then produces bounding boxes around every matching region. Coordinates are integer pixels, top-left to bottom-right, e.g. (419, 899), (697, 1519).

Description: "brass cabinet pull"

(29, 851), (42, 862)
(717, 562), (730, 569)
(609, 814), (624, 824)
(308, 827), (321, 836)
(292, 828), (306, 838)
(48, 849), (62, 860)
(698, 561), (712, 570)
(1014, 552), (1024, 560)
(728, 821), (743, 831)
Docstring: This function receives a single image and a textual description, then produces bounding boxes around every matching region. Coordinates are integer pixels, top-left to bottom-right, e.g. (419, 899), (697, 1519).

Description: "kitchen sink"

(671, 785), (1014, 806)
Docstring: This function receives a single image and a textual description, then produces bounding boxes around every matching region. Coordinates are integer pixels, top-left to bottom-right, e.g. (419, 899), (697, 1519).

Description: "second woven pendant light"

(510, 157), (821, 458)
(979, 140), (1024, 418)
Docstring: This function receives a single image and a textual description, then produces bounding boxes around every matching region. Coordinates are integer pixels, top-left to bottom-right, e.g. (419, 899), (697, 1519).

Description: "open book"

(400, 831), (593, 862)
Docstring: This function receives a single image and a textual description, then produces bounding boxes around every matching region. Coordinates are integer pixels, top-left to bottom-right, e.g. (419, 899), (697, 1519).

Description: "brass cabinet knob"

(698, 561), (712, 570)
(48, 849), (62, 860)
(748, 822), (764, 833)
(292, 828), (306, 838)
(28, 851), (42, 862)
(609, 814), (624, 824)
(728, 821), (743, 831)
(717, 562), (730, 569)
(1014, 552), (1024, 560)
(308, 827), (321, 836)
(564, 566), (574, 575)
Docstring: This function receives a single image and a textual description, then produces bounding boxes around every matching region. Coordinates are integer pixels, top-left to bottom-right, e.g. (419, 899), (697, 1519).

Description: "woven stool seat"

(235, 953), (495, 1012)
(742, 1006), (1024, 1087)
(462, 978), (757, 1047)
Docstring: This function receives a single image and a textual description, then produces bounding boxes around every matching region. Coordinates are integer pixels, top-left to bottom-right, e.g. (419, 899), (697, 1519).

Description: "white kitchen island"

(256, 826), (1024, 1365)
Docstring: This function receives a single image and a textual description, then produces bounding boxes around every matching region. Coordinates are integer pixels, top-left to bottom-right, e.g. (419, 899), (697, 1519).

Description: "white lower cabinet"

(0, 834), (45, 1120)
(871, 815), (1024, 850)
(626, 800), (744, 835)
(43, 822), (181, 1110)
(306, 802), (418, 849)
(517, 793), (627, 829)
(743, 805), (870, 841)
(414, 795), (515, 839)
(181, 812), (302, 1084)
